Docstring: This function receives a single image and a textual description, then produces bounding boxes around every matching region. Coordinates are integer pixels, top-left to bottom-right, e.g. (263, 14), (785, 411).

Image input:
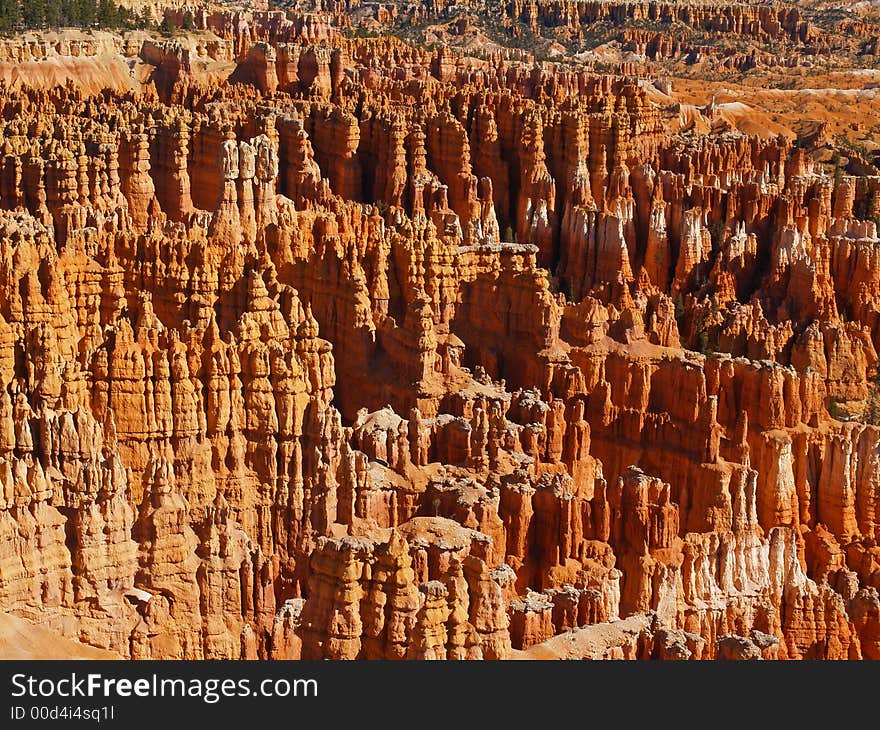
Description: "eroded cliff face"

(0, 14), (879, 661)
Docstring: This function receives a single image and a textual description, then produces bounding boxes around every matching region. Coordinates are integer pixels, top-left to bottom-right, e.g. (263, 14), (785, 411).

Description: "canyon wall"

(0, 16), (878, 660)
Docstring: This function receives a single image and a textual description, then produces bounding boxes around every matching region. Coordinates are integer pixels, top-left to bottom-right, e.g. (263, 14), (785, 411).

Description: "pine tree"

(97, 0), (118, 27)
(0, 0), (137, 32)
(133, 7), (153, 30)
(79, 0), (98, 27)
(22, 0), (48, 28)
(0, 0), (22, 32)
(45, 0), (63, 27)
(62, 0), (81, 26)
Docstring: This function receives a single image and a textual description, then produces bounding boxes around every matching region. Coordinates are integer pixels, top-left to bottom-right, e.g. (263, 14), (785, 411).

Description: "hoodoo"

(0, 0), (878, 661)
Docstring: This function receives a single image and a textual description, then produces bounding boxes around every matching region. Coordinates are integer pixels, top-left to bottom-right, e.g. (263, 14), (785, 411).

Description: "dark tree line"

(0, 0), (154, 33)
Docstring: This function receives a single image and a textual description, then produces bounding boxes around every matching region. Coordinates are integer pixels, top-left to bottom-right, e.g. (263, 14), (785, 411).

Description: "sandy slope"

(0, 613), (119, 660)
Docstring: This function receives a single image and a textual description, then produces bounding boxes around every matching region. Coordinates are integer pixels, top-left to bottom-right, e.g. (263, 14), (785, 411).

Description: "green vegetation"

(708, 219), (726, 256)
(829, 396), (848, 422)
(0, 0), (151, 33)
(863, 369), (880, 426)
(673, 293), (685, 326)
(836, 134), (871, 162)
(690, 297), (719, 357)
(695, 328), (713, 357)
(854, 193), (879, 228)
(830, 149), (846, 187)
(549, 274), (575, 303)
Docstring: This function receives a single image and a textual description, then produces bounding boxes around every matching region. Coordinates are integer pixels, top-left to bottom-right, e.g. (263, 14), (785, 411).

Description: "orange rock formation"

(0, 9), (879, 661)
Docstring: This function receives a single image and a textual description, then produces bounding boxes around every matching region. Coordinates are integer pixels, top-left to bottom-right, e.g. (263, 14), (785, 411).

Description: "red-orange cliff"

(0, 7), (879, 660)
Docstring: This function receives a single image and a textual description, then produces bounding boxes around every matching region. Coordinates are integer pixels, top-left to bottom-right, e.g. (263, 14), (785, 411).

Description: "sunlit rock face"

(0, 6), (879, 661)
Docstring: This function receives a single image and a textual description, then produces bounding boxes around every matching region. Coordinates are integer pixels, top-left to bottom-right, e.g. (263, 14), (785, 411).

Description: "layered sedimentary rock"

(0, 9), (879, 661)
